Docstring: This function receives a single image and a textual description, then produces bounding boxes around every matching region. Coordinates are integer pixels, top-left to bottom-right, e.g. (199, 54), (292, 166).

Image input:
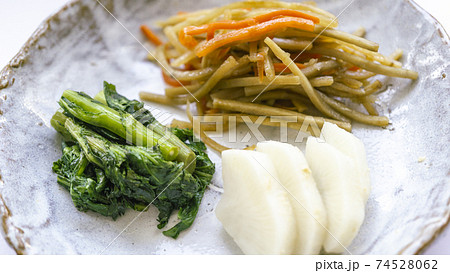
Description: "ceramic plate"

(0, 0), (449, 254)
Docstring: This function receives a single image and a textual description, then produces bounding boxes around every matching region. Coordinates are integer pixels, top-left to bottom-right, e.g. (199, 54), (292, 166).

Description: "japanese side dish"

(2, 0), (447, 255)
(52, 0), (419, 253)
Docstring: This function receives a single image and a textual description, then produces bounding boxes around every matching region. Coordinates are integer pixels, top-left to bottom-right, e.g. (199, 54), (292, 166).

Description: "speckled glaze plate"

(0, 0), (449, 254)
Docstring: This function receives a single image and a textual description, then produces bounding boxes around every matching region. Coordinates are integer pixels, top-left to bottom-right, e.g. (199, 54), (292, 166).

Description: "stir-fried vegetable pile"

(51, 82), (214, 238)
(138, 0), (417, 152)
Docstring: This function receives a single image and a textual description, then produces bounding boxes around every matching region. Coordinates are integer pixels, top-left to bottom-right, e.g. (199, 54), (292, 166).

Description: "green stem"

(149, 123), (197, 173)
(50, 109), (73, 140)
(56, 176), (71, 190)
(59, 90), (178, 161)
(96, 89), (196, 172)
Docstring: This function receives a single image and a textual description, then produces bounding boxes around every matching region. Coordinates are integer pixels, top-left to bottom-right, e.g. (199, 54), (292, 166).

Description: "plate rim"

(0, 0), (449, 255)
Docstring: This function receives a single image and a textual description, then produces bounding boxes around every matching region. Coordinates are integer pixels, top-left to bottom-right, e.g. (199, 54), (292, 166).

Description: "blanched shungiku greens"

(51, 82), (214, 238)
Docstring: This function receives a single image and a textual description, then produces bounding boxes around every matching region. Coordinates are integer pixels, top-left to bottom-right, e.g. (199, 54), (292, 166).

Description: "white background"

(0, 0), (449, 255)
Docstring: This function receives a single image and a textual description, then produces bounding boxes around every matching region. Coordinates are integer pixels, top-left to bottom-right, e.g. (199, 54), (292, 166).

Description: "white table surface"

(0, 0), (449, 255)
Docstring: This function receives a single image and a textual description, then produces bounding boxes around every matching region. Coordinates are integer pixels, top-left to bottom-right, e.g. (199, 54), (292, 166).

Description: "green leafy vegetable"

(52, 142), (126, 219)
(51, 82), (214, 238)
(100, 81), (196, 173)
(163, 127), (214, 238)
(59, 89), (179, 161)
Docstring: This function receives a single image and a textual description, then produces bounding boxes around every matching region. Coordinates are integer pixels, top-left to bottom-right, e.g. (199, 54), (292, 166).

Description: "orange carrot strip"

(140, 25), (163, 46)
(180, 20), (254, 47)
(180, 9), (319, 47)
(185, 9), (319, 36)
(206, 30), (215, 40)
(273, 62), (306, 73)
(179, 29), (199, 48)
(196, 17), (315, 57)
(252, 9), (320, 24)
(161, 71), (190, 87)
(185, 20), (253, 36)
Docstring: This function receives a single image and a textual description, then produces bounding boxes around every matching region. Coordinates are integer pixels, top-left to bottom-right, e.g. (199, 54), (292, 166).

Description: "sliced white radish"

(305, 137), (365, 253)
(215, 149), (296, 255)
(256, 141), (327, 254)
(320, 122), (371, 202)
